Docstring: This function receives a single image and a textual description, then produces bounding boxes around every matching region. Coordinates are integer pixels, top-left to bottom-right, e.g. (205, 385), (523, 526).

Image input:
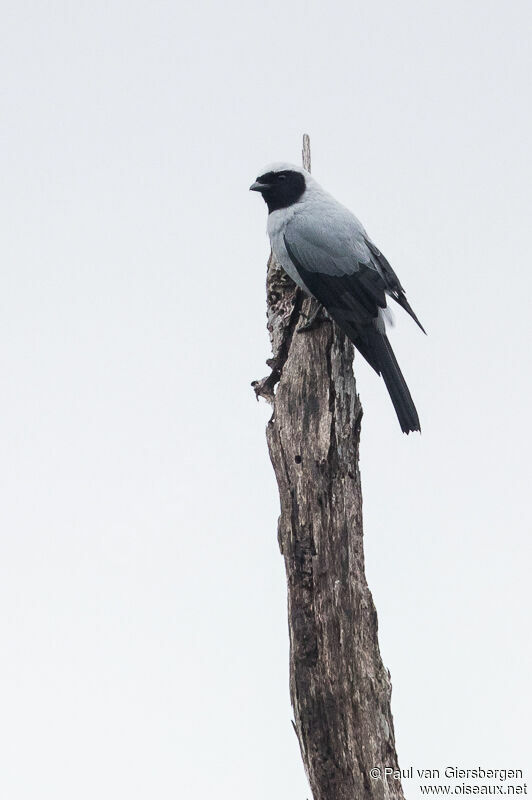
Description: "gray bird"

(250, 163), (425, 433)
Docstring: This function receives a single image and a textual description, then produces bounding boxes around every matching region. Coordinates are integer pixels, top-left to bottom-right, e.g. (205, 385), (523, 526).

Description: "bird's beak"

(249, 181), (266, 192)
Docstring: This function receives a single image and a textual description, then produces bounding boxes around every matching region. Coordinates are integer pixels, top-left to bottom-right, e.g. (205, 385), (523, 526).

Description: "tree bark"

(253, 135), (405, 800)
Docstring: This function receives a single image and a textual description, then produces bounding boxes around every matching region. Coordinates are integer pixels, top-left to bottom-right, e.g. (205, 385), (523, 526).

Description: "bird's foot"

(297, 302), (329, 333)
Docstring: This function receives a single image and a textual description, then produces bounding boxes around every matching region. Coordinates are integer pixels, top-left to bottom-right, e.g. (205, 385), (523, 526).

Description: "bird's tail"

(357, 328), (421, 434)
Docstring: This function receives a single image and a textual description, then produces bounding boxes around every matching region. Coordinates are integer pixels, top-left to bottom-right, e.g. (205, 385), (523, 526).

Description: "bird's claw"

(297, 302), (328, 333)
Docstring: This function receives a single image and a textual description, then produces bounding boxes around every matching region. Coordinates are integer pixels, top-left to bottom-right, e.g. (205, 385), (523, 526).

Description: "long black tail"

(355, 327), (421, 434)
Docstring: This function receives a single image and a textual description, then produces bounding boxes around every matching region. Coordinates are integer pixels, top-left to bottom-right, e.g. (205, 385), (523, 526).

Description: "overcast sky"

(1, 1), (531, 798)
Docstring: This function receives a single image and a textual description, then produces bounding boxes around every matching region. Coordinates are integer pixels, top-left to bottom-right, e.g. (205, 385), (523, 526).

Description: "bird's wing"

(283, 208), (423, 433)
(283, 211), (388, 331)
(364, 237), (426, 334)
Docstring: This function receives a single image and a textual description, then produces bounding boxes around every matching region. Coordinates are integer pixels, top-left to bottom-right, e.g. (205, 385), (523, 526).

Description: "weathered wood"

(253, 135), (405, 800)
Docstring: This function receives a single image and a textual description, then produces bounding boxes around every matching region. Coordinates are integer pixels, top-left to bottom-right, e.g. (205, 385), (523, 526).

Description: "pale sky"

(1, 1), (531, 798)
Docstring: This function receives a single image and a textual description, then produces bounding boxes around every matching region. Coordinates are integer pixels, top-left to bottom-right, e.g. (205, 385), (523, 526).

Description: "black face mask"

(251, 170), (306, 213)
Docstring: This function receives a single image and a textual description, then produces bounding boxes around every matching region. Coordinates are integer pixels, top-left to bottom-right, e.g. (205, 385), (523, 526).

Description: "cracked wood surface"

(253, 136), (405, 800)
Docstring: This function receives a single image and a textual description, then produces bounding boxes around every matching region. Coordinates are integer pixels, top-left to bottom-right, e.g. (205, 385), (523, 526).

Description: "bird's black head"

(250, 167), (306, 213)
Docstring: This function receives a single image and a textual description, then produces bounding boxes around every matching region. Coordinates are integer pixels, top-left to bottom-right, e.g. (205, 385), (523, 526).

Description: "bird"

(250, 163), (425, 434)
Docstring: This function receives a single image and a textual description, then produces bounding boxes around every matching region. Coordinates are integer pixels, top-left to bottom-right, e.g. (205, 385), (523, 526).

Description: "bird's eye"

(277, 174), (287, 181)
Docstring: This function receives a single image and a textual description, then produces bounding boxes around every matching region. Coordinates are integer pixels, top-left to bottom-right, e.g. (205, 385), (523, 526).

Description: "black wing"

(284, 233), (387, 373)
(364, 238), (426, 334)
